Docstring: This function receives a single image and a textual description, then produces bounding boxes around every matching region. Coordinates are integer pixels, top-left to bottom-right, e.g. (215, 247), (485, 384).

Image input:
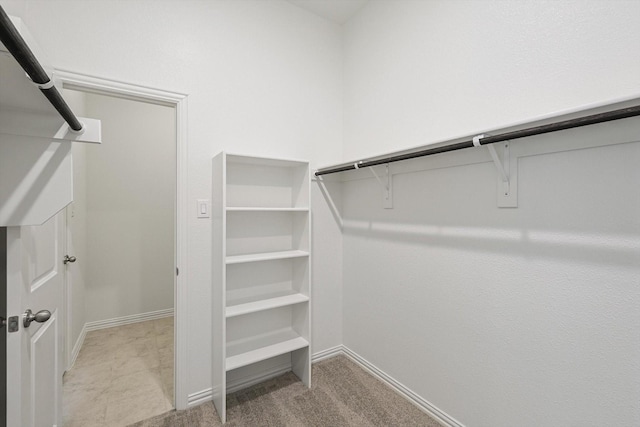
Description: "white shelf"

(226, 153), (308, 168)
(226, 207), (309, 212)
(213, 152), (311, 423)
(226, 250), (309, 265)
(226, 330), (309, 371)
(226, 293), (309, 318)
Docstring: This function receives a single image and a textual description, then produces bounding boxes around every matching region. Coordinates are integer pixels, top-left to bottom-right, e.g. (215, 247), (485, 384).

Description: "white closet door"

(6, 211), (65, 427)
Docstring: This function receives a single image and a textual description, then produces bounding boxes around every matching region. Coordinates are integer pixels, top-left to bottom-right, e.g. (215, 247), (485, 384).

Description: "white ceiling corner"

(286, 0), (369, 24)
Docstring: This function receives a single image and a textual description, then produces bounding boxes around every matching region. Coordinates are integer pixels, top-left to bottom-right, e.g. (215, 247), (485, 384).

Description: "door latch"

(7, 316), (19, 332)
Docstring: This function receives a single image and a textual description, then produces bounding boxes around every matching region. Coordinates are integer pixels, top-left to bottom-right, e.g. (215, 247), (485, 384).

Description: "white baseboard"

(68, 324), (87, 370)
(311, 345), (344, 362)
(189, 343), (463, 427)
(188, 362), (291, 408)
(68, 308), (174, 371)
(84, 308), (174, 332)
(187, 388), (213, 407)
(340, 345), (464, 427)
(226, 361), (292, 393)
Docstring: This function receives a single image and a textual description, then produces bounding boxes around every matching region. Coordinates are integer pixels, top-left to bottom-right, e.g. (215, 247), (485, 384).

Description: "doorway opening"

(58, 73), (187, 426)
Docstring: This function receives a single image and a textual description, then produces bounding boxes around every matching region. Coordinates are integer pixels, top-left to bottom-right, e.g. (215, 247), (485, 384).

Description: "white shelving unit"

(212, 152), (311, 423)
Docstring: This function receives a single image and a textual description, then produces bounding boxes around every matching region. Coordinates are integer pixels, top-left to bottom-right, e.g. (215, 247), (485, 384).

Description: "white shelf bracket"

(487, 143), (509, 189)
(474, 134), (517, 208)
(368, 164), (393, 209)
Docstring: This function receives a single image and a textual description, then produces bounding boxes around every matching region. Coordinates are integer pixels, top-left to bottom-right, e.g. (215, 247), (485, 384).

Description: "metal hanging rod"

(315, 104), (640, 176)
(0, 6), (83, 132)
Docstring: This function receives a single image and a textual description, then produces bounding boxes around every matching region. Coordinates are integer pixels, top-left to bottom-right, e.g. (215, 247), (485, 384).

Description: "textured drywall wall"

(342, 0), (640, 162)
(5, 0), (344, 399)
(342, 126), (640, 426)
(1, 0), (25, 17)
(341, 1), (640, 425)
(83, 93), (175, 323)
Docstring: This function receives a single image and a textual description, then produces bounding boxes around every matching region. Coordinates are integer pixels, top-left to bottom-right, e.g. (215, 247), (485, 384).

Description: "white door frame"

(55, 69), (189, 410)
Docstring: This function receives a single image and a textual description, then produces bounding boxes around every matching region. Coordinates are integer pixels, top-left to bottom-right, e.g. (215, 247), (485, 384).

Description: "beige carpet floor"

(129, 355), (442, 426)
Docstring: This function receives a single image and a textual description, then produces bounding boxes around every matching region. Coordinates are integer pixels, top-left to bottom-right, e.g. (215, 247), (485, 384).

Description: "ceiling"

(286, 0), (369, 24)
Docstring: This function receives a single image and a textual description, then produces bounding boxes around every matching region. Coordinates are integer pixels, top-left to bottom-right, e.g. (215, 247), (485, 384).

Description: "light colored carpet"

(129, 355), (442, 426)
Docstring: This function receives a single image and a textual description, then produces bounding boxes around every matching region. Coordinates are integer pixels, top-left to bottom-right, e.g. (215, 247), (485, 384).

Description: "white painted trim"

(331, 120), (640, 210)
(55, 69), (189, 410)
(63, 206), (72, 371)
(187, 388), (213, 408)
(318, 93), (640, 172)
(174, 83), (189, 411)
(315, 345), (465, 427)
(311, 345), (344, 362)
(188, 347), (336, 408)
(67, 323), (87, 370)
(68, 309), (172, 369)
(84, 308), (174, 331)
(340, 346), (465, 427)
(226, 362), (292, 394)
(185, 344), (461, 427)
(54, 69), (188, 106)
(189, 362), (292, 407)
(66, 308), (174, 371)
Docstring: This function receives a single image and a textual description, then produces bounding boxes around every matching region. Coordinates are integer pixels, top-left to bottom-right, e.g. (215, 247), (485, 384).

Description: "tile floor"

(63, 317), (174, 427)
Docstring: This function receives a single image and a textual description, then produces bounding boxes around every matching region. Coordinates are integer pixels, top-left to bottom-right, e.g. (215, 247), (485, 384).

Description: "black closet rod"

(315, 104), (640, 176)
(0, 6), (83, 132)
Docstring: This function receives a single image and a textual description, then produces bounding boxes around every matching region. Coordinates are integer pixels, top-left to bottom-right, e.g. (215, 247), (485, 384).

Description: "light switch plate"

(197, 199), (210, 218)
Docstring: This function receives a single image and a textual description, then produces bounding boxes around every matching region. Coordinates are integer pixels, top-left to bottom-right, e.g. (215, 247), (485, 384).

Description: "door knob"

(63, 255), (76, 264)
(23, 309), (51, 327)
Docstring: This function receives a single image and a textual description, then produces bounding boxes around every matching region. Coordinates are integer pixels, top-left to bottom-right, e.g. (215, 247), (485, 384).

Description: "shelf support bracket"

(474, 134), (517, 208)
(487, 143), (509, 190)
(368, 164), (393, 209)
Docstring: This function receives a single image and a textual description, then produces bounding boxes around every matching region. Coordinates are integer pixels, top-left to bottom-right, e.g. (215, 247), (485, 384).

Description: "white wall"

(3, 0), (345, 400)
(341, 1), (640, 426)
(82, 93), (175, 322)
(343, 0), (640, 161)
(1, 0), (25, 17)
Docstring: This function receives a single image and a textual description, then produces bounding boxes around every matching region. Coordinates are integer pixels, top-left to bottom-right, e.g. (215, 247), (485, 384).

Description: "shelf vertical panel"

(292, 347), (311, 387)
(292, 163), (311, 387)
(291, 214), (311, 379)
(305, 163), (312, 387)
(212, 152), (226, 423)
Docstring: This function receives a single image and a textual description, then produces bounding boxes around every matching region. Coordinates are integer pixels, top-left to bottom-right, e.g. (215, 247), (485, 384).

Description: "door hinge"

(176, 267), (179, 276)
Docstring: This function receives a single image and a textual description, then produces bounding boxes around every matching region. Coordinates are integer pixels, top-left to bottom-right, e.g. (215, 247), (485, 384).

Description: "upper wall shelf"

(0, 14), (102, 226)
(315, 97), (640, 179)
(0, 15), (101, 144)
